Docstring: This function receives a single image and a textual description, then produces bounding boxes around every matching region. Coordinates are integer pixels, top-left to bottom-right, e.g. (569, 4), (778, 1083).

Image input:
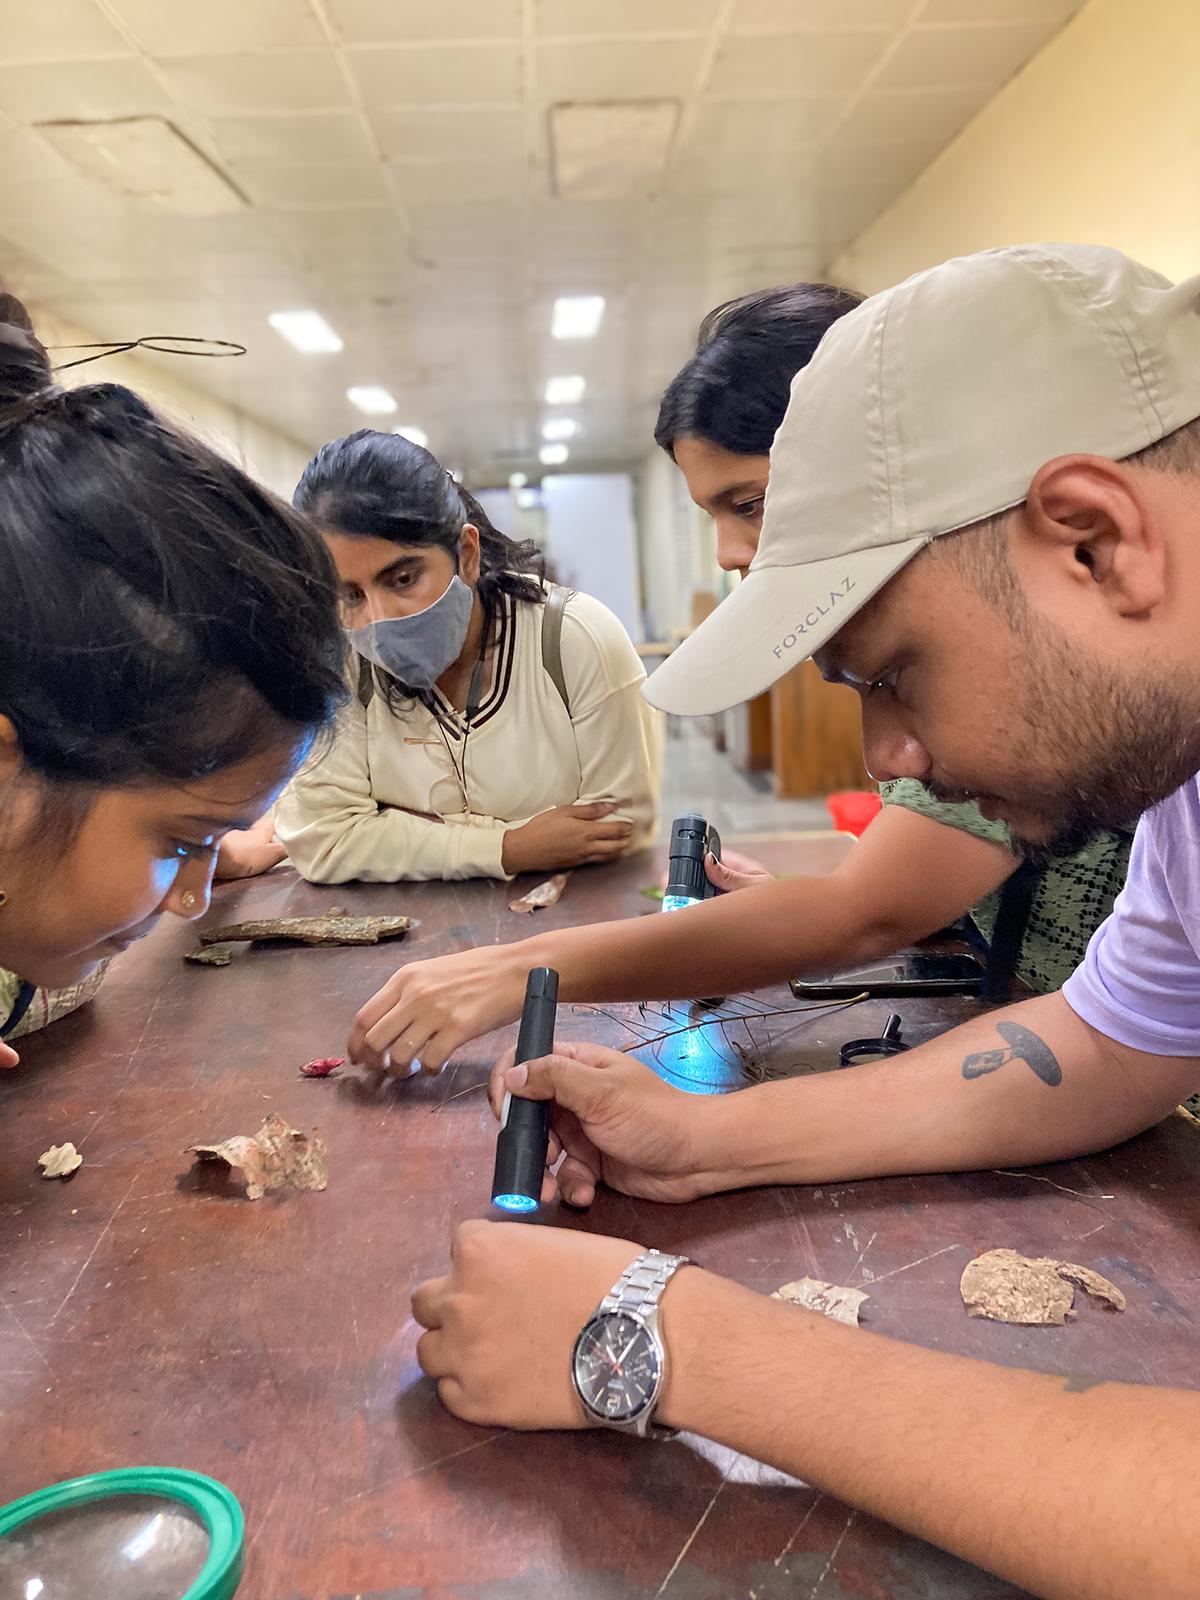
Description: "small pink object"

(300, 1056), (345, 1078)
(826, 790), (882, 838)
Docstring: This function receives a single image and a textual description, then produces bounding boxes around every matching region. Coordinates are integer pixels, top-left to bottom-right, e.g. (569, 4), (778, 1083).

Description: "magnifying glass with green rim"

(0, 1467), (243, 1600)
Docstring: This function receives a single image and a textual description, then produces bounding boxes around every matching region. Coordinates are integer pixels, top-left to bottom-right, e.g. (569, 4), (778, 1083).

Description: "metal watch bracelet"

(599, 1249), (689, 1319)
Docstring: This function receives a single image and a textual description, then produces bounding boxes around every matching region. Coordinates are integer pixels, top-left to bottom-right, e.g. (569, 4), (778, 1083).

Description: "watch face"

(572, 1312), (662, 1423)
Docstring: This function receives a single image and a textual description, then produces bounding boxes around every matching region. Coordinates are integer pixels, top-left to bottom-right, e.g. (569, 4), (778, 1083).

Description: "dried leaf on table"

(300, 1056), (344, 1078)
(773, 1276), (869, 1326)
(190, 1112), (328, 1200)
(198, 915), (415, 948)
(509, 874), (569, 913)
(185, 943), (235, 967)
(960, 1248), (1126, 1326)
(38, 1142), (82, 1179)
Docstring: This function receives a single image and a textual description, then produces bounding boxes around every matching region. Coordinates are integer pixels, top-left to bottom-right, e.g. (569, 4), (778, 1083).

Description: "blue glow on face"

(661, 894), (699, 913)
(493, 1192), (538, 1213)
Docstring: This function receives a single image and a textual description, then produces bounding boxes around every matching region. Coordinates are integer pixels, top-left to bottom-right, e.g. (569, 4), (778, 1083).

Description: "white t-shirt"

(276, 588), (661, 882)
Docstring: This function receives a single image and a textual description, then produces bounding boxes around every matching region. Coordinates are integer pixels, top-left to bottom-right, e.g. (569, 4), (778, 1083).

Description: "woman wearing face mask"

(344, 283), (1134, 1076)
(0, 297), (346, 1069)
(275, 430), (659, 884)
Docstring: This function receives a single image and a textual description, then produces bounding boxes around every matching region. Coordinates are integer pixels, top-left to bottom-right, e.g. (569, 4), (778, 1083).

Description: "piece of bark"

(185, 943), (235, 966)
(509, 874), (569, 913)
(960, 1248), (1126, 1326)
(773, 1276), (869, 1326)
(38, 1142), (82, 1179)
(198, 915), (415, 948)
(190, 1112), (328, 1200)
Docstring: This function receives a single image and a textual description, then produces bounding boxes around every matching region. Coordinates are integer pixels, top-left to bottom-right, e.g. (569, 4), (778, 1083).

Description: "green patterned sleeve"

(879, 778), (1014, 851)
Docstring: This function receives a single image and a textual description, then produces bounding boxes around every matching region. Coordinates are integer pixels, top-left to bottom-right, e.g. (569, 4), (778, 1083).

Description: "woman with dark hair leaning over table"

(0, 294), (346, 1067)
(346, 282), (1133, 1077)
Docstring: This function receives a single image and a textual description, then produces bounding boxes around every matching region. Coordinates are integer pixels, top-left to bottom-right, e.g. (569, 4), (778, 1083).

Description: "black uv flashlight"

(491, 967), (559, 1215)
(662, 813), (722, 913)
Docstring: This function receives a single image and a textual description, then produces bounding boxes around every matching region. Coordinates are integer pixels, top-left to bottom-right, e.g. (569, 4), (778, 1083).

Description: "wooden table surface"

(3, 837), (1199, 1600)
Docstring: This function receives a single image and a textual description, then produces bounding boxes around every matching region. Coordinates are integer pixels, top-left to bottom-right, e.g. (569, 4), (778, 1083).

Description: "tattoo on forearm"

(960, 1021), (1063, 1086)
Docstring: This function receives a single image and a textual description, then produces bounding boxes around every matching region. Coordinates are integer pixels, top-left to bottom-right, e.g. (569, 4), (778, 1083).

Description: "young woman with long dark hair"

(277, 430), (659, 883)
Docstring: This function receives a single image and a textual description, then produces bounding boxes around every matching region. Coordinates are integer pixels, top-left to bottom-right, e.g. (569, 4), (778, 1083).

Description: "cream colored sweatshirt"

(276, 589), (661, 883)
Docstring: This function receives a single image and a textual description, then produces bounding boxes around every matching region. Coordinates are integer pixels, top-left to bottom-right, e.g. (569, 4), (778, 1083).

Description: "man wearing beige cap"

(411, 246), (1200, 1597)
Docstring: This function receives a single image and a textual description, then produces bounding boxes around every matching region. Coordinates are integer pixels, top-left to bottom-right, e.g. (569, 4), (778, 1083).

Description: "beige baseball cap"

(643, 243), (1200, 717)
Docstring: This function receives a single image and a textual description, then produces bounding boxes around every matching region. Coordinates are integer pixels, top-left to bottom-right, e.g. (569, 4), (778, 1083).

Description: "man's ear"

(1021, 454), (1165, 617)
(458, 523), (482, 585)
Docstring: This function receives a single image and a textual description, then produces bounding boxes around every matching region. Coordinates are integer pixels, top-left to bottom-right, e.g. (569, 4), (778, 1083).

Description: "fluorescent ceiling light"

(268, 310), (343, 354)
(551, 296), (605, 339)
(542, 417), (578, 442)
(393, 424), (428, 448)
(545, 374), (585, 405)
(540, 443), (569, 466)
(37, 116), (244, 215)
(347, 385), (398, 415)
(508, 472), (527, 488)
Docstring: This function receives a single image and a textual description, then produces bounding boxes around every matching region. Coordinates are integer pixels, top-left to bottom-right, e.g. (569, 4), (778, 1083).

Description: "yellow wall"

(831, 0), (1200, 294)
(26, 303), (308, 498)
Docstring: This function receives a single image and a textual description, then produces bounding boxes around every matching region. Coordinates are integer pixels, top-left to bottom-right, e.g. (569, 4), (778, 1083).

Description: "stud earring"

(180, 890), (196, 910)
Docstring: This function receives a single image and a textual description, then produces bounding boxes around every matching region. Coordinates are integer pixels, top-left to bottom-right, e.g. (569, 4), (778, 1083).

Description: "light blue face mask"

(346, 572), (474, 689)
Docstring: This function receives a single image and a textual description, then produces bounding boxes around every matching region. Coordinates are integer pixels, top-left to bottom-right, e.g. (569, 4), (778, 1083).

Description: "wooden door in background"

(771, 660), (871, 797)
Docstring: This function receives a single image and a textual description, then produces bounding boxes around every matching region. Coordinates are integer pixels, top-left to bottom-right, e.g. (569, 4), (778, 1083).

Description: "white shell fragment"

(38, 1142), (83, 1179)
(773, 1276), (869, 1326)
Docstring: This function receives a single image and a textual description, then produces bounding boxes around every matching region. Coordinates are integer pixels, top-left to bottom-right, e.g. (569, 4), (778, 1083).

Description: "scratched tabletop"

(3, 837), (1200, 1599)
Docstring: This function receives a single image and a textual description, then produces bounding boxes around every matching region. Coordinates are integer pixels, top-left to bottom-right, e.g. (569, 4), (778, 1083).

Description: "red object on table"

(826, 790), (882, 837)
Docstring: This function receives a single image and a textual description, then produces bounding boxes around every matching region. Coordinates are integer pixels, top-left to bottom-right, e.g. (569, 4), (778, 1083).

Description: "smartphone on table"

(790, 951), (985, 1000)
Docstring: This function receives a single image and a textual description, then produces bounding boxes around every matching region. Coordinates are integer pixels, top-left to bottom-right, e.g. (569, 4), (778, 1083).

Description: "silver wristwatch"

(571, 1249), (689, 1436)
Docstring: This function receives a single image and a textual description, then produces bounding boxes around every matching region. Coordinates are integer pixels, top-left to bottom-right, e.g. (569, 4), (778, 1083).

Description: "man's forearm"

(661, 1268), (1199, 1600)
(698, 992), (1200, 1189)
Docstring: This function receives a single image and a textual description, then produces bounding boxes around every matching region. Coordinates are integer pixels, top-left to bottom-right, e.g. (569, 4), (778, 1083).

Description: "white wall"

(634, 447), (721, 642)
(831, 0), (1200, 295)
(27, 303), (310, 498)
(540, 473), (642, 640)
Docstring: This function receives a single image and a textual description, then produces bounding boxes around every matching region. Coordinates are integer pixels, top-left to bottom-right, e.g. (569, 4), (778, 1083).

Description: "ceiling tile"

(237, 160), (393, 208)
(160, 51), (352, 115)
(329, 0), (521, 43)
(391, 158), (530, 206)
(108, 0), (324, 55)
(210, 112), (375, 164)
(373, 107), (524, 163)
(820, 138), (943, 193)
(668, 140), (819, 196)
(707, 30), (892, 97)
(1, 0), (134, 62)
(535, 0), (720, 35)
(0, 58), (170, 122)
(349, 43), (523, 106)
(836, 85), (987, 144)
(918, 0), (1081, 22)
(873, 20), (1053, 91)
(731, 0), (910, 28)
(686, 97), (845, 154)
(537, 37), (706, 101)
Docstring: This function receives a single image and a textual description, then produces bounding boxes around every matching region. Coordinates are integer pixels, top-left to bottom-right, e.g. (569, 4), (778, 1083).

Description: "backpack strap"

(1, 979), (36, 1040)
(980, 858), (1044, 1003)
(356, 655), (375, 709)
(541, 583), (574, 715)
